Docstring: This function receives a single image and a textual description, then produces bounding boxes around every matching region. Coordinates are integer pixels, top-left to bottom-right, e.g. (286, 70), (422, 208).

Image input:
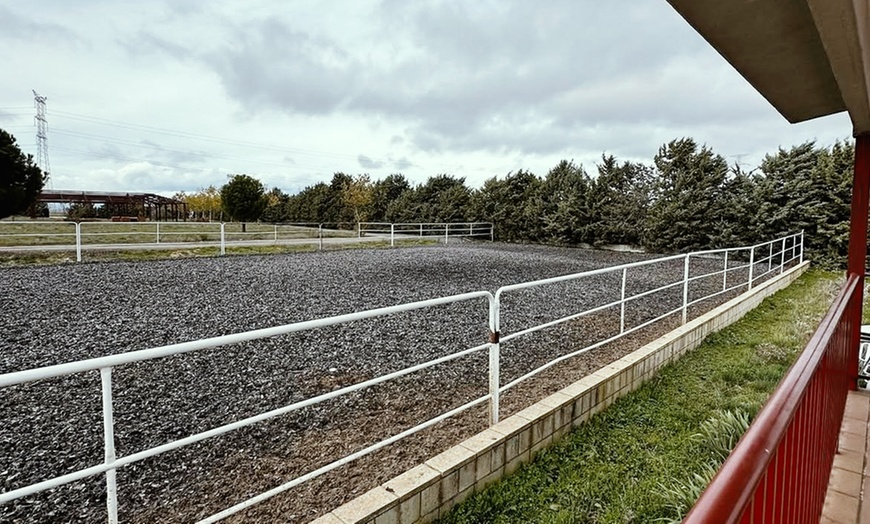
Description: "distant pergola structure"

(38, 190), (188, 221)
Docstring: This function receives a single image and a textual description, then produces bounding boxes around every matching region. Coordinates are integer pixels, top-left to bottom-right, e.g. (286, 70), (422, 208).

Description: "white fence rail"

(0, 232), (804, 522)
(0, 221), (492, 261)
(358, 222), (494, 246)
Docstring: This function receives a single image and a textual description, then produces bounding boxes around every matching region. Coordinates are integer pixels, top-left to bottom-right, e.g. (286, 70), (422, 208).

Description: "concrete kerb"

(312, 261), (810, 524)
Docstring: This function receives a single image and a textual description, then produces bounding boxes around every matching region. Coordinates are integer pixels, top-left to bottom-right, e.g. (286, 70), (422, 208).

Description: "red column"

(847, 134), (870, 388)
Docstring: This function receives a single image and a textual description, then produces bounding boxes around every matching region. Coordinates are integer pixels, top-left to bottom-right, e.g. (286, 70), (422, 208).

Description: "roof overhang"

(667, 0), (870, 135)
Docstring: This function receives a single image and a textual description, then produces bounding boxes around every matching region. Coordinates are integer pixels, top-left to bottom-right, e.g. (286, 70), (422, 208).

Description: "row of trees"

(473, 138), (853, 266)
(176, 186), (221, 221)
(197, 138), (852, 265)
(0, 123), (855, 266)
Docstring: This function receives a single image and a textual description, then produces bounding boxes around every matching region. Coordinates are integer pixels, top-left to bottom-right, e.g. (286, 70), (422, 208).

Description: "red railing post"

(847, 134), (870, 389)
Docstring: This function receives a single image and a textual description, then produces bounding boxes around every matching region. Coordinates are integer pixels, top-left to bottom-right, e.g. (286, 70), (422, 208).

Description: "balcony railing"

(683, 274), (861, 523)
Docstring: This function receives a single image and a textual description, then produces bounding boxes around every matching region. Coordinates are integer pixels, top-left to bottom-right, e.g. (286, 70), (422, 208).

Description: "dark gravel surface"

(0, 242), (783, 523)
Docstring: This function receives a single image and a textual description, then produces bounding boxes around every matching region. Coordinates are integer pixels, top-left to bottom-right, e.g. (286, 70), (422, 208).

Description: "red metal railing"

(683, 274), (861, 523)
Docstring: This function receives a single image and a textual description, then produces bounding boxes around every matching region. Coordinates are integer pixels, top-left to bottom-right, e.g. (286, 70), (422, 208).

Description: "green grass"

(439, 270), (843, 524)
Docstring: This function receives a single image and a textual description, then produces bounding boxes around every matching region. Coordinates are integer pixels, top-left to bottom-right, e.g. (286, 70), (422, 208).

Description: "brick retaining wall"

(313, 261), (810, 524)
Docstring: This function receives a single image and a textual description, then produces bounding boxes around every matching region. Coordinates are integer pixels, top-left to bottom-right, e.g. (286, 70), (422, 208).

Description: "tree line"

(0, 124), (855, 266)
(178, 138), (853, 266)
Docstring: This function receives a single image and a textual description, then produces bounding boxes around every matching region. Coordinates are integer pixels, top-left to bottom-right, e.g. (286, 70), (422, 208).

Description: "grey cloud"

(0, 110), (28, 127)
(91, 143), (127, 163)
(206, 18), (354, 114)
(392, 157), (412, 171)
(0, 5), (79, 42)
(86, 141), (209, 171)
(120, 31), (196, 60)
(358, 154), (384, 169)
(139, 140), (209, 165)
(118, 1), (224, 61)
(124, 167), (217, 194)
(209, 5), (675, 99)
(164, 0), (206, 17)
(161, 1), (806, 161)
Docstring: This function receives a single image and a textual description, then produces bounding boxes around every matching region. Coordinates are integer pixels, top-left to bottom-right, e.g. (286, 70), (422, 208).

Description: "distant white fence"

(0, 232), (804, 522)
(0, 221), (492, 261)
(358, 222), (494, 246)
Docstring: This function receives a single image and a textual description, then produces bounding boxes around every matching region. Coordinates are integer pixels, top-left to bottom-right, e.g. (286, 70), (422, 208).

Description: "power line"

(36, 108), (490, 185)
(48, 109), (362, 162)
(51, 145), (219, 173)
(49, 128), (296, 169)
(49, 143), (341, 174)
(42, 112), (415, 175)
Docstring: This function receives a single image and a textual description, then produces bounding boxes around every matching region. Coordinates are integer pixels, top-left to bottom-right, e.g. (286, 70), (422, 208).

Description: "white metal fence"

(358, 222), (494, 246)
(0, 221), (493, 261)
(0, 232), (804, 522)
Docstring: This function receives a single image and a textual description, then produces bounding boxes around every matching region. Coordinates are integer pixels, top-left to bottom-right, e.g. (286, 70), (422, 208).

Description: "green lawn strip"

(439, 270), (842, 524)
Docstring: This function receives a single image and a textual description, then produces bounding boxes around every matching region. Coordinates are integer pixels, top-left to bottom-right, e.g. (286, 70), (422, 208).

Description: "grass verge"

(439, 269), (843, 524)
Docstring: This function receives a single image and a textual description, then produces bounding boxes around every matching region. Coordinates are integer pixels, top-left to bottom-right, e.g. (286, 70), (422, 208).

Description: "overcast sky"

(0, 0), (854, 196)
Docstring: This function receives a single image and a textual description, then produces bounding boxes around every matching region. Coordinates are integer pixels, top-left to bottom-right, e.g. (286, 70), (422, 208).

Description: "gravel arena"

(0, 242), (770, 523)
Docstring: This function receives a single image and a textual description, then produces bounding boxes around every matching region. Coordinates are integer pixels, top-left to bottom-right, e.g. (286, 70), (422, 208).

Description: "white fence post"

(156, 222), (160, 244)
(488, 297), (500, 426)
(490, 224), (494, 242)
(748, 246), (755, 290)
(100, 367), (119, 524)
(780, 237), (786, 273)
(723, 251), (729, 291)
(682, 254), (690, 325)
(358, 223), (361, 239)
(319, 224), (323, 251)
(390, 224), (395, 247)
(419, 223), (423, 237)
(75, 222), (82, 263)
(620, 267), (627, 334)
(768, 242), (773, 272)
(274, 225), (278, 243)
(793, 235), (798, 262)
(800, 230), (804, 264)
(220, 223), (226, 256)
(444, 224), (449, 244)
